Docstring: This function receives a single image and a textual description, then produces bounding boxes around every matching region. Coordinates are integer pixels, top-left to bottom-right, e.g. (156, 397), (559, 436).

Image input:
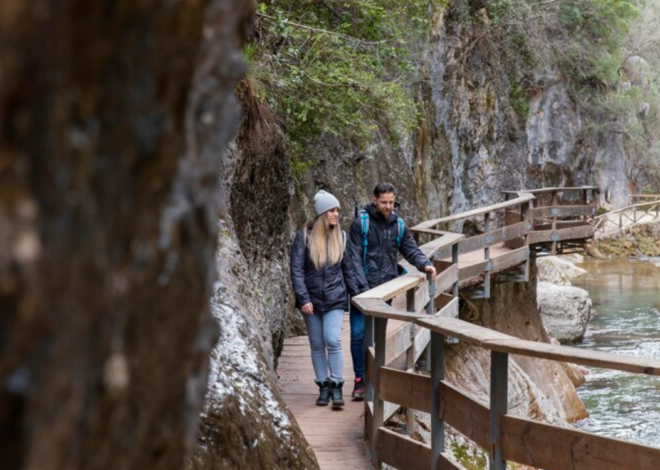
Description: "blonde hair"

(305, 215), (344, 270)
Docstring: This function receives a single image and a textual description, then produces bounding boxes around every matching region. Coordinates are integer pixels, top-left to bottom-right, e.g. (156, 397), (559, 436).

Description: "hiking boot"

(330, 380), (345, 408)
(351, 377), (365, 401)
(315, 380), (331, 406)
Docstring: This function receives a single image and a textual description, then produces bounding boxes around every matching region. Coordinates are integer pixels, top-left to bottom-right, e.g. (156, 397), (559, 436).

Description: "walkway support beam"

(373, 316), (387, 469)
(490, 351), (508, 470)
(430, 331), (445, 470)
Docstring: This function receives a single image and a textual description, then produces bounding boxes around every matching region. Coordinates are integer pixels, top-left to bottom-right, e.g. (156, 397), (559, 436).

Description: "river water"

(571, 258), (660, 446)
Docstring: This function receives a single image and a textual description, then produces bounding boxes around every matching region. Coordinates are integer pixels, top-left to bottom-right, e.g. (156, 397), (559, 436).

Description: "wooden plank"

(489, 246), (528, 272)
(281, 315), (373, 470)
(501, 186), (598, 196)
(413, 194), (535, 228)
(440, 380), (490, 450)
(499, 221), (527, 244)
(527, 229), (552, 244)
(458, 259), (489, 282)
(503, 415), (660, 470)
(528, 223), (593, 244)
(417, 317), (660, 376)
(435, 263), (459, 294)
(416, 317), (516, 347)
(379, 367), (431, 413)
(355, 298), (440, 323)
(457, 222), (528, 255)
(527, 204), (595, 219)
(413, 326), (431, 364)
(436, 296), (459, 318)
(354, 275), (424, 301)
(554, 223), (594, 241)
(417, 232), (465, 258)
(458, 234), (488, 254)
(385, 323), (413, 366)
(378, 427), (431, 470)
(486, 337), (660, 376)
(415, 283), (430, 312)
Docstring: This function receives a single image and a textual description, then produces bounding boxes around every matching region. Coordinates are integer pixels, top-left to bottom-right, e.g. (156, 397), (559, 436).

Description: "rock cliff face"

(0, 1), (254, 469)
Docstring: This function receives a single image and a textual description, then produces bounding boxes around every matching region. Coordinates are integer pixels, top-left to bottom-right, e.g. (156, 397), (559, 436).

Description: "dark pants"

(349, 303), (365, 380)
(349, 299), (391, 380)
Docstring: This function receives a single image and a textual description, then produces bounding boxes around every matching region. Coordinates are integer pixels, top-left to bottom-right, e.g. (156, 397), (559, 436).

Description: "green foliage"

(555, 0), (638, 89)
(450, 442), (488, 470)
(246, 0), (445, 151)
(509, 82), (530, 121)
(291, 156), (310, 198)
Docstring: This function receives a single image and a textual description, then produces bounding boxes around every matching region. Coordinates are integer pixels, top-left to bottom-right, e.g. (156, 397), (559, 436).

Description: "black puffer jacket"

(349, 203), (431, 293)
(290, 229), (361, 313)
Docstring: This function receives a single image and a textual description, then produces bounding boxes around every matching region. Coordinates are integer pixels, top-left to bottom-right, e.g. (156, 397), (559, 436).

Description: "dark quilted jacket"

(290, 229), (362, 313)
(348, 203), (431, 293)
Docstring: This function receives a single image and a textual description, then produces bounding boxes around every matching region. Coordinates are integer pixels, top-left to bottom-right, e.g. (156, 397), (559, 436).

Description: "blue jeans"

(303, 309), (344, 382)
(349, 303), (365, 380)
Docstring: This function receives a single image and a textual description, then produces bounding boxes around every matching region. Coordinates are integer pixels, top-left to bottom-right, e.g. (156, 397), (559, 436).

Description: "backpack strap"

(360, 211), (370, 277)
(395, 217), (405, 247)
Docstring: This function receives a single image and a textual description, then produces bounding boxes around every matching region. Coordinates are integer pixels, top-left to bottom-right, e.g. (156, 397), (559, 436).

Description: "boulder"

(537, 281), (592, 342)
(537, 256), (587, 285)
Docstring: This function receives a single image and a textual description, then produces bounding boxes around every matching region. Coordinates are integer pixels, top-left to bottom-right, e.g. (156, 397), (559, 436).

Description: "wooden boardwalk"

(279, 187), (607, 469)
(279, 315), (372, 470)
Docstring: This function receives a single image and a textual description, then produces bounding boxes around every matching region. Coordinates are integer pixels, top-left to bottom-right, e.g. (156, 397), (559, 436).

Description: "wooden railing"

(352, 231), (463, 469)
(630, 193), (660, 204)
(594, 198), (660, 235)
(409, 187), (596, 299)
(503, 186), (597, 256)
(351, 186), (660, 470)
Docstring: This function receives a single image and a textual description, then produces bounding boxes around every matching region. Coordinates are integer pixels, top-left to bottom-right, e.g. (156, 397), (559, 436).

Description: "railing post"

(551, 190), (558, 255)
(582, 188), (590, 223)
(425, 272), (436, 372)
(372, 317), (387, 469)
(452, 243), (459, 298)
(430, 331), (445, 470)
(484, 212), (491, 298)
(405, 288), (417, 436)
(365, 315), (374, 402)
(490, 351), (508, 470)
(522, 200), (531, 281)
(364, 313), (375, 463)
(445, 243), (460, 345)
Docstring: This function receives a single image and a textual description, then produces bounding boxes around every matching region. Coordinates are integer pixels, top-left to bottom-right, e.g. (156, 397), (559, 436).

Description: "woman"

(290, 190), (359, 408)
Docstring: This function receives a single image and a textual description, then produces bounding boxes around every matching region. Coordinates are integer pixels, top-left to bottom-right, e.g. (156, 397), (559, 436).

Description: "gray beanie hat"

(314, 190), (340, 216)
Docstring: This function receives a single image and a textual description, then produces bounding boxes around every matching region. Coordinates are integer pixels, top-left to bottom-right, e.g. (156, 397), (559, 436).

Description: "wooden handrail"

(411, 193), (535, 229)
(501, 186), (599, 195)
(594, 198), (660, 218)
(417, 316), (660, 376)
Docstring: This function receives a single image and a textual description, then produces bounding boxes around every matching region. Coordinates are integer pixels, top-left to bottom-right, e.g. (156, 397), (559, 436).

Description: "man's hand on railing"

(425, 265), (437, 282)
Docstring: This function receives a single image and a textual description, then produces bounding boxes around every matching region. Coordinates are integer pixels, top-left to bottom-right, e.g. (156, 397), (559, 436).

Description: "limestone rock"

(537, 256), (587, 285)
(537, 281), (593, 343)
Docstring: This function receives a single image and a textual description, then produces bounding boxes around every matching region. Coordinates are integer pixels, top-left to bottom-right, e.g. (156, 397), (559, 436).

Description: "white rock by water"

(537, 281), (592, 342)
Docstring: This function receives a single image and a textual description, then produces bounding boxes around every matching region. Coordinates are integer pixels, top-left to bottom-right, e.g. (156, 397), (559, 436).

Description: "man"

(348, 182), (436, 400)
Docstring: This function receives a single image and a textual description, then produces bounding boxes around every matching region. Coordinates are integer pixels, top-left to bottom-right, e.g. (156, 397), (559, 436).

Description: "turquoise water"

(571, 258), (660, 446)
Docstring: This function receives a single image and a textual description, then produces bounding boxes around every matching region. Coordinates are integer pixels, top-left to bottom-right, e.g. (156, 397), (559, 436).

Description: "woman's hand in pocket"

(301, 303), (314, 315)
